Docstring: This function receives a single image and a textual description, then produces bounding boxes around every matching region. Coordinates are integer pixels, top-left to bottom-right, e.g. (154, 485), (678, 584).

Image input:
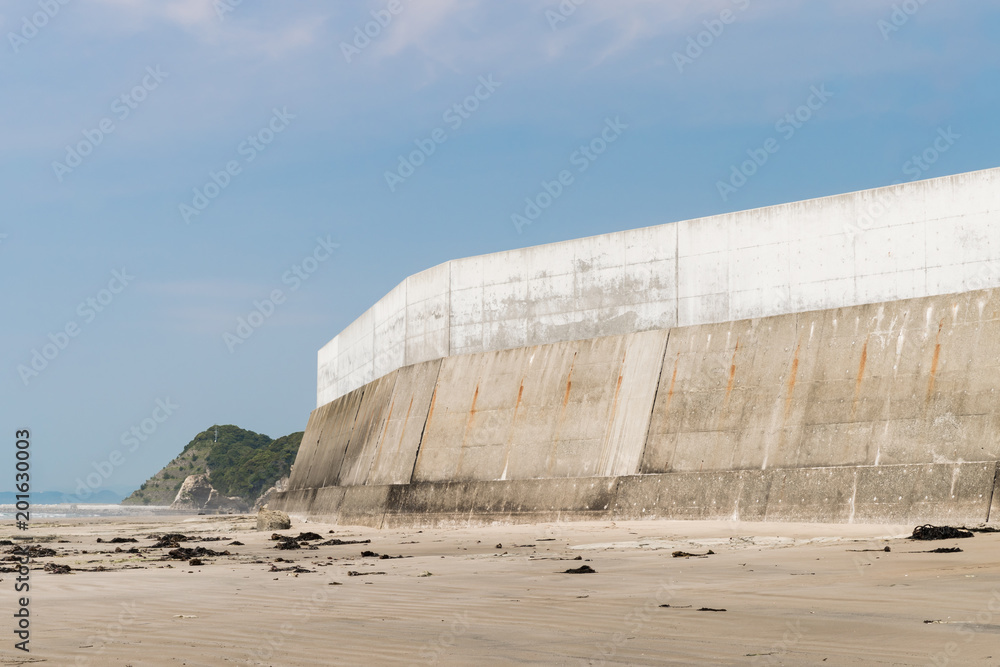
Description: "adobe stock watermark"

(7, 0), (72, 54)
(179, 107), (295, 224)
(511, 116), (627, 234)
(341, 0), (405, 63)
(65, 398), (179, 503)
(52, 66), (169, 183)
(673, 0), (750, 73)
(900, 126), (959, 180)
(843, 126), (959, 242)
(965, 259), (1000, 293)
(247, 588), (328, 663)
(17, 268), (134, 386)
(716, 84), (833, 202)
(878, 0), (933, 40)
(927, 588), (1000, 667)
(214, 0), (242, 21)
(582, 580), (675, 665)
(72, 601), (141, 667)
(385, 75), (502, 192)
(413, 612), (471, 665)
(223, 236), (339, 352)
(749, 621), (805, 665)
(545, 0), (586, 30)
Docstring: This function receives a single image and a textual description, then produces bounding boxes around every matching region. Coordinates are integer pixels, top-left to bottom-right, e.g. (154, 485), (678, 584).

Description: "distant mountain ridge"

(122, 425), (302, 508)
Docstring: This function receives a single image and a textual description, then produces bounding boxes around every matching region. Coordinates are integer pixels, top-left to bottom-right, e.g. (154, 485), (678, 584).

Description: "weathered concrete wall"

(294, 331), (668, 490)
(287, 360), (441, 491)
(411, 329), (667, 484)
(643, 288), (1000, 474)
(279, 286), (1000, 525)
(274, 463), (995, 528)
(319, 168), (1000, 405)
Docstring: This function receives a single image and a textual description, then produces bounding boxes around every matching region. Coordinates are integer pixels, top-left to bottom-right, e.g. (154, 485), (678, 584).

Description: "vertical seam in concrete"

(447, 260), (453, 358)
(759, 469), (776, 522)
(376, 486), (393, 530)
(786, 221), (793, 316)
(598, 348), (628, 476)
(453, 382), (480, 478)
(330, 387), (367, 487)
(402, 278), (408, 367)
(499, 371), (527, 481)
(408, 361), (443, 484)
(340, 386), (374, 485)
(607, 476), (622, 520)
(293, 410), (322, 491)
(363, 371), (401, 486)
(987, 461), (999, 523)
(674, 221), (680, 327)
(357, 380), (394, 485)
(636, 329), (671, 476)
(370, 309), (377, 386)
(546, 352), (577, 477)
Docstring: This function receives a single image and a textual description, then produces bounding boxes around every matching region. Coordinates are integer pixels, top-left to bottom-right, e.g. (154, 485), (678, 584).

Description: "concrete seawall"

(274, 286), (1000, 525)
(319, 168), (1000, 405)
(274, 462), (997, 527)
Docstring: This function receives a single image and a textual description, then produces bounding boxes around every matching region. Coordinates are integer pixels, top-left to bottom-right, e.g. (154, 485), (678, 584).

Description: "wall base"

(271, 462), (997, 528)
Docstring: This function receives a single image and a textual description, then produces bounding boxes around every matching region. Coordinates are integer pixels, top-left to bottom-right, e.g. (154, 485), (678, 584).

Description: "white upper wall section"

(318, 167), (1000, 406)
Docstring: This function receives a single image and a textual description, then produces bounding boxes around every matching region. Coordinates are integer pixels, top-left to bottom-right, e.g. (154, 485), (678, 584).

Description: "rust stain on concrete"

(394, 396), (414, 460)
(606, 352), (627, 432)
(547, 356), (577, 476)
(562, 357), (577, 408)
(725, 339), (740, 403)
(784, 343), (800, 420)
(927, 319), (945, 402)
(454, 383), (480, 476)
(466, 385), (480, 426)
(380, 399), (395, 443)
(664, 353), (680, 416)
(499, 380), (525, 480)
(852, 337), (868, 417)
(597, 349), (628, 477)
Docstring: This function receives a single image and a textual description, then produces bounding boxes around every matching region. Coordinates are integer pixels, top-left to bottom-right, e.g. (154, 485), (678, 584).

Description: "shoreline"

(0, 504), (201, 520)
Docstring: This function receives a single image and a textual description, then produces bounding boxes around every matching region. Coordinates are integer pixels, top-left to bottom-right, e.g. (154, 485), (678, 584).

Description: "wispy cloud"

(357, 0), (837, 69)
(93, 0), (218, 28)
(87, 0), (324, 58)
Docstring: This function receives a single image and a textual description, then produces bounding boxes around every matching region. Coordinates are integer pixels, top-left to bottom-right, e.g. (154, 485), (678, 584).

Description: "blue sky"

(2, 0), (998, 497)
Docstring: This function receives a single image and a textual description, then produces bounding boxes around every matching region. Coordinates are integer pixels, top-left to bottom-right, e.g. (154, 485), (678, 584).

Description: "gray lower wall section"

(273, 462), (996, 527)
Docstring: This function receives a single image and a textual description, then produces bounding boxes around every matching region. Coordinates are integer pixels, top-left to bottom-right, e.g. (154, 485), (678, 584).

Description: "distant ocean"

(0, 504), (192, 520)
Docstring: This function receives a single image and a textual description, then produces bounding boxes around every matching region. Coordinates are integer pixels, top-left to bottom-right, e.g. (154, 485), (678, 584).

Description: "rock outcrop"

(252, 476), (289, 513)
(256, 507), (291, 531)
(171, 474), (249, 513)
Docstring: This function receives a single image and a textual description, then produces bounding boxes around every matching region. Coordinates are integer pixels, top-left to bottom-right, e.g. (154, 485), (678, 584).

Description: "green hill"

(122, 425), (303, 506)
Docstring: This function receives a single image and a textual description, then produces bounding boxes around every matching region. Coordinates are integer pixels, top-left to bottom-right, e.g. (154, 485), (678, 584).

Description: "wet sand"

(1, 515), (998, 666)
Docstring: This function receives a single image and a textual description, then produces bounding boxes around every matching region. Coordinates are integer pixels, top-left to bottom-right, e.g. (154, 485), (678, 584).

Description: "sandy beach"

(0, 515), (997, 666)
